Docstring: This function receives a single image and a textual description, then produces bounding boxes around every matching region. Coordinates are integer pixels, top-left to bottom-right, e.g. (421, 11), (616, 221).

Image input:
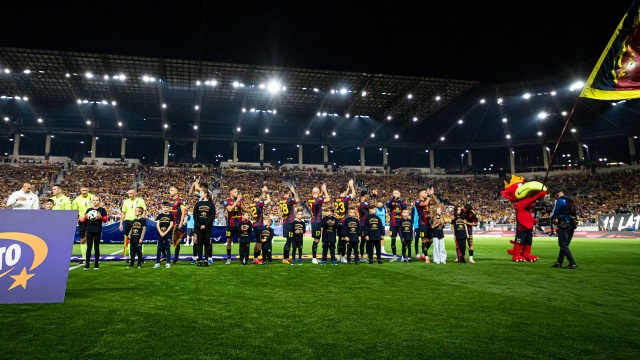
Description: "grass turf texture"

(2, 237), (639, 359)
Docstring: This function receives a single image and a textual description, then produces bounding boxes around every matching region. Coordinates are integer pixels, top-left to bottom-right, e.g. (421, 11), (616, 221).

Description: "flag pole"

(542, 98), (582, 188)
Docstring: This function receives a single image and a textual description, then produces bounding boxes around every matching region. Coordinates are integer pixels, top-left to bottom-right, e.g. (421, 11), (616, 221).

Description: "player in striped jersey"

(250, 185), (271, 264)
(280, 186), (299, 264)
(386, 190), (407, 261)
(334, 179), (355, 262)
(169, 185), (187, 264)
(224, 187), (244, 264)
(416, 186), (439, 263)
(357, 189), (376, 262)
(308, 183), (330, 264)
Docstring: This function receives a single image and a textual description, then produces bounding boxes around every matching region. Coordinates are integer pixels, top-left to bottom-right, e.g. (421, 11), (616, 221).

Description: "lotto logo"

(0, 232), (48, 291)
(0, 210), (78, 304)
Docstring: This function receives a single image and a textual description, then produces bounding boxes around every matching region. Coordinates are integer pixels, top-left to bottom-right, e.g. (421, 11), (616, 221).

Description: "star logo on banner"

(9, 267), (35, 290)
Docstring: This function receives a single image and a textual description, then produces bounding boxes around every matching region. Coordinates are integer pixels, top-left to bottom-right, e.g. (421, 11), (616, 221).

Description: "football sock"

(80, 243), (87, 261)
(227, 248), (231, 259)
(422, 243), (428, 256)
(312, 242), (318, 258)
(469, 249), (474, 257)
(391, 239), (397, 255)
(254, 250), (260, 259)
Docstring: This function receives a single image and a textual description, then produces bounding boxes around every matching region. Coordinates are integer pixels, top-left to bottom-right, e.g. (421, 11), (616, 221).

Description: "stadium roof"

(1, 47), (639, 168)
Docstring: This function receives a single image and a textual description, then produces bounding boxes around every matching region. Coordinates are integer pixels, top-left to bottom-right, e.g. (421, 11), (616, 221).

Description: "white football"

(87, 209), (100, 221)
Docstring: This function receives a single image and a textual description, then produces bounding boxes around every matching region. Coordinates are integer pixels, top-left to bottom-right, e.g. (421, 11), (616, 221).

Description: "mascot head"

(501, 174), (547, 202)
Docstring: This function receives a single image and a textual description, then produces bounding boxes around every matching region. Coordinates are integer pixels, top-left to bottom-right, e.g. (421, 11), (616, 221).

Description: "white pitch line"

(69, 249), (124, 271)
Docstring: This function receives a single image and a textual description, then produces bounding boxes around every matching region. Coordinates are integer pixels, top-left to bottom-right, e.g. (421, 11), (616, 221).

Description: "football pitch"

(1, 236), (639, 359)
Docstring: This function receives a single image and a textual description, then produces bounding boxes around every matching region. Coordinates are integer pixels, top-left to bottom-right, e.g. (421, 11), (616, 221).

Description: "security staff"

(550, 191), (578, 269)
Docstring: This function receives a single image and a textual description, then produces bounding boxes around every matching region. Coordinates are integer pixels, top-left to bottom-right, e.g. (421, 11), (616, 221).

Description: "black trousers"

(292, 239), (303, 259)
(261, 246), (272, 262)
(85, 231), (101, 267)
(240, 242), (250, 262)
(367, 240), (382, 261)
(129, 241), (143, 267)
(346, 241), (359, 261)
(556, 227), (576, 265)
(337, 239), (347, 256)
(322, 242), (336, 262)
(194, 226), (212, 260)
(282, 224), (292, 259)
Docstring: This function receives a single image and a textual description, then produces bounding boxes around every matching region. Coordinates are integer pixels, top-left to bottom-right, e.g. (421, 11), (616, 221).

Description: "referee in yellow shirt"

(71, 185), (94, 265)
(51, 185), (72, 210)
(119, 188), (147, 259)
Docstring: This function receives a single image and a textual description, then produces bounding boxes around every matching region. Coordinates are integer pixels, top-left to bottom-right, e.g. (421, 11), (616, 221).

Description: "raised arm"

(321, 183), (330, 203)
(262, 185), (272, 205)
(347, 179), (356, 198)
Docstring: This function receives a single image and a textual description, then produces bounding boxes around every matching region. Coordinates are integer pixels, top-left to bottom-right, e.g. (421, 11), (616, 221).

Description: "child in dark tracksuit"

(291, 210), (306, 265)
(364, 207), (385, 264)
(451, 205), (468, 263)
(342, 208), (360, 264)
(260, 218), (275, 265)
(128, 207), (147, 268)
(236, 213), (253, 266)
(400, 209), (414, 262)
(321, 208), (338, 265)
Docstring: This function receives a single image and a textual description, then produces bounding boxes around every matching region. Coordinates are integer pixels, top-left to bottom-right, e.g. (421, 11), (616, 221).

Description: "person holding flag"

(71, 185), (94, 265)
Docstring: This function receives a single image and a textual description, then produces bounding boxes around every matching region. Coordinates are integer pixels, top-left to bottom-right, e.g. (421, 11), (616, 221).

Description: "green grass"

(2, 237), (640, 359)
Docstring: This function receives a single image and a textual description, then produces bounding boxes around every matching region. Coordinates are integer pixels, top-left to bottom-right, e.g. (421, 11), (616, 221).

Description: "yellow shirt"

(51, 194), (72, 210)
(72, 193), (94, 217)
(122, 197), (147, 221)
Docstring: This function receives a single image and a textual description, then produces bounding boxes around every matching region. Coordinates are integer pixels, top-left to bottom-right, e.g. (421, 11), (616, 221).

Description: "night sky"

(0, 1), (634, 84)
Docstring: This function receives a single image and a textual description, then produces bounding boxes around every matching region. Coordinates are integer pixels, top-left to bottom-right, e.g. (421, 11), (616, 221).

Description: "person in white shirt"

(7, 183), (40, 209)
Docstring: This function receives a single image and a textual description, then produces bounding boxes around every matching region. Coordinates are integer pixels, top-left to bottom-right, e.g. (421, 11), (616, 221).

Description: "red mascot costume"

(500, 175), (547, 262)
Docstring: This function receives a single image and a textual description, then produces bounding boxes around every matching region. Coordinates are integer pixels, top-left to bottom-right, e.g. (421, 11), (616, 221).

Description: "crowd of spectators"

(4, 163), (640, 228)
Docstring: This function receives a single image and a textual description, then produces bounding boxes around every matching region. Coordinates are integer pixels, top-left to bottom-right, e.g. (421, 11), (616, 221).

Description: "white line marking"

(70, 249), (124, 270)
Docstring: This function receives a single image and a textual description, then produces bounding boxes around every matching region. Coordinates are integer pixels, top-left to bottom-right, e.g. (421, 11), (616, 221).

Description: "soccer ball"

(86, 209), (100, 221)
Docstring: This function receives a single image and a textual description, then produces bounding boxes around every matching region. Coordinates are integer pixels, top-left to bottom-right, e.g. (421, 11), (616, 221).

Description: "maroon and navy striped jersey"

(279, 197), (296, 224)
(170, 196), (184, 224)
(465, 210), (478, 230)
(415, 199), (430, 226)
(250, 200), (265, 227)
(224, 198), (242, 226)
(334, 195), (351, 222)
(386, 198), (407, 226)
(357, 201), (370, 225)
(308, 197), (325, 223)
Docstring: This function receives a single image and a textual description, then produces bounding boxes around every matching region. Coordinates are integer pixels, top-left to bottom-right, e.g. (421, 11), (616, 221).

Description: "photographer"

(550, 191), (578, 270)
(533, 199), (555, 236)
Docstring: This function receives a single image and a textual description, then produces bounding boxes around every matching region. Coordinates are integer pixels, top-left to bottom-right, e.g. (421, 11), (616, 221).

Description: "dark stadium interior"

(0, 47), (638, 171)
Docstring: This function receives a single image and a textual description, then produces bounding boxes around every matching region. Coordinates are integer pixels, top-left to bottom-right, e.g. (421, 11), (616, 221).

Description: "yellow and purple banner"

(0, 210), (76, 304)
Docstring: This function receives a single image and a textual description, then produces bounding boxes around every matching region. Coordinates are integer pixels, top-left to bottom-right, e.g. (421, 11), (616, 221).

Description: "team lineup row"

(71, 179), (478, 270)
